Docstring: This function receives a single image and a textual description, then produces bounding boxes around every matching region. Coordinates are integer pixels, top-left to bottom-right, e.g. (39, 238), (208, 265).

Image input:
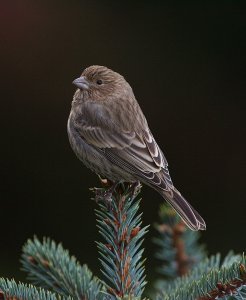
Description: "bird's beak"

(72, 76), (89, 90)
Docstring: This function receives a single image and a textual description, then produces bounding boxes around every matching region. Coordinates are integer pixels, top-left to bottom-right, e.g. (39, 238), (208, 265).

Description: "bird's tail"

(159, 188), (206, 231)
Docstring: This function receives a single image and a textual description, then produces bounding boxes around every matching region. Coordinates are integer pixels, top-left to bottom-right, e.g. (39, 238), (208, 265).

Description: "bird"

(67, 65), (206, 231)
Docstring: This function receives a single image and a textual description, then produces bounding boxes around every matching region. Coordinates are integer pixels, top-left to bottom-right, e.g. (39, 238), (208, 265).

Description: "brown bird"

(67, 65), (206, 231)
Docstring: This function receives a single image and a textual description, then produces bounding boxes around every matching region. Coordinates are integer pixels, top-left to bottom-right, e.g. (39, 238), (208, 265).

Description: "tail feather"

(161, 188), (206, 231)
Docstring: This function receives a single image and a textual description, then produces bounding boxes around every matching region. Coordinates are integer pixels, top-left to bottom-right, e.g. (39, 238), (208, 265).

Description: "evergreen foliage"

(0, 278), (69, 300)
(153, 204), (206, 288)
(95, 182), (148, 298)
(155, 253), (246, 300)
(21, 237), (103, 300)
(0, 183), (245, 300)
(153, 204), (246, 300)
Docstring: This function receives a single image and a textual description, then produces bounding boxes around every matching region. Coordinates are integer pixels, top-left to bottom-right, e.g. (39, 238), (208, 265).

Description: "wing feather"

(75, 115), (173, 190)
(74, 122), (135, 149)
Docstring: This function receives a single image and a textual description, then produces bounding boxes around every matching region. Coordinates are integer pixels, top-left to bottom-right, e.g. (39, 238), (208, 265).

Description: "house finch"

(67, 65), (206, 231)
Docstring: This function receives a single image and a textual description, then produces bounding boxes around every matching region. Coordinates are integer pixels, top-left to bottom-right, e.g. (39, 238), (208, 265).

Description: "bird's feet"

(97, 175), (113, 188)
(90, 179), (141, 208)
(90, 178), (119, 208)
(90, 186), (114, 204)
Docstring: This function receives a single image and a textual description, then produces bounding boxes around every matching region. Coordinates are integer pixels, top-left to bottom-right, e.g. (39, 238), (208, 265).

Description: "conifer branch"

(0, 278), (68, 300)
(1, 182), (245, 300)
(21, 237), (104, 300)
(153, 204), (205, 282)
(197, 262), (246, 300)
(156, 253), (246, 300)
(94, 182), (148, 299)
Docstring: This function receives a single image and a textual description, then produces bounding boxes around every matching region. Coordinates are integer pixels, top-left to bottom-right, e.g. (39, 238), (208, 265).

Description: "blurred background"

(0, 0), (245, 282)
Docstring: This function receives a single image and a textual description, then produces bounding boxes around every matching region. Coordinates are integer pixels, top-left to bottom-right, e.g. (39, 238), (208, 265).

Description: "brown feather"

(68, 65), (206, 231)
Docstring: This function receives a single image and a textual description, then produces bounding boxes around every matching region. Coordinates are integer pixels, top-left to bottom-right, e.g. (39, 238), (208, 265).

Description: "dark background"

(0, 0), (245, 283)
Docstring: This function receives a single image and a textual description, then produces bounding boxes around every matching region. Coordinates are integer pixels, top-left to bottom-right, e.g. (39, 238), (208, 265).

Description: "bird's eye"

(96, 79), (103, 85)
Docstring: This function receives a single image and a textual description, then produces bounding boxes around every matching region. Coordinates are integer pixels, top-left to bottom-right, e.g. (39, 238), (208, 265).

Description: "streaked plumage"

(67, 65), (206, 231)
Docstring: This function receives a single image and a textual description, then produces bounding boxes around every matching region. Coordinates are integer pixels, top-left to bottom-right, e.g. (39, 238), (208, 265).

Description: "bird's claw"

(90, 187), (113, 205)
(97, 175), (113, 187)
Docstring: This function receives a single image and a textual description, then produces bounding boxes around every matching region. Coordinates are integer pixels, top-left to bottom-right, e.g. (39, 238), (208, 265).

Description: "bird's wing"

(73, 110), (206, 231)
(102, 130), (206, 231)
(74, 119), (135, 149)
(104, 130), (174, 191)
(74, 117), (172, 191)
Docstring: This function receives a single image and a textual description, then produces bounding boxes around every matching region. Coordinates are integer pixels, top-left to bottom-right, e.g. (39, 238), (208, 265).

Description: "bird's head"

(72, 65), (129, 101)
